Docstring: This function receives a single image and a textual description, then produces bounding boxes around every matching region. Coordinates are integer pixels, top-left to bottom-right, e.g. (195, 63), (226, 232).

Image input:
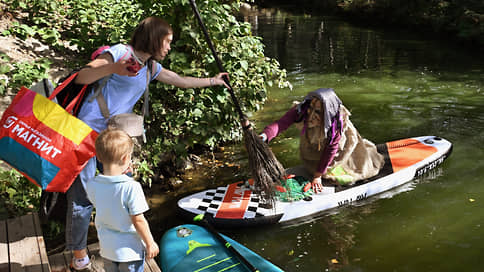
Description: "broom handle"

(189, 0), (246, 122)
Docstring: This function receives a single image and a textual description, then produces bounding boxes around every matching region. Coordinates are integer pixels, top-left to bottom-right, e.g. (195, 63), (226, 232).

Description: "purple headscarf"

(296, 88), (342, 136)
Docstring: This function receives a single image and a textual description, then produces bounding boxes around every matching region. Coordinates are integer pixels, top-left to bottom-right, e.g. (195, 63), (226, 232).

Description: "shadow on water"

(149, 6), (483, 272)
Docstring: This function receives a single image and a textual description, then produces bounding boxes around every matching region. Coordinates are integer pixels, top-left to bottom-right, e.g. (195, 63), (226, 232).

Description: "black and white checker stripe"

(195, 187), (272, 219)
(196, 188), (226, 216)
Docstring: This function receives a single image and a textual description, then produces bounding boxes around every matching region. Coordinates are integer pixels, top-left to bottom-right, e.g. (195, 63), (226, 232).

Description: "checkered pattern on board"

(245, 195), (270, 218)
(196, 187), (226, 216)
(195, 187), (272, 219)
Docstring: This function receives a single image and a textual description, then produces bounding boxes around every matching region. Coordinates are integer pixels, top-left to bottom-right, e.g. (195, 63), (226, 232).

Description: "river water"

(149, 7), (484, 272)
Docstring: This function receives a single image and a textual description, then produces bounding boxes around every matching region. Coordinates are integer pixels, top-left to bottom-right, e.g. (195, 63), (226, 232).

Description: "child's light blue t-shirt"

(86, 174), (149, 262)
(77, 44), (162, 133)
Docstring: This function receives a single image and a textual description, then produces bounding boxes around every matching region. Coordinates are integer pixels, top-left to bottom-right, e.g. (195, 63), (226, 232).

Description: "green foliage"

(2, 0), (291, 187)
(136, 159), (155, 187)
(0, 49), (52, 94)
(9, 59), (52, 91)
(2, 21), (37, 39)
(62, 0), (144, 52)
(0, 169), (41, 218)
(6, 0), (144, 54)
(0, 53), (10, 95)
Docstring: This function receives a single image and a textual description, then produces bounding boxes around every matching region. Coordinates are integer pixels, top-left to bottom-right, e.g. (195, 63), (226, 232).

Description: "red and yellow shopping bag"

(0, 76), (97, 192)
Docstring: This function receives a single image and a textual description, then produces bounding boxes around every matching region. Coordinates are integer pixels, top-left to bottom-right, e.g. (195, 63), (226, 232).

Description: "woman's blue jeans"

(65, 157), (96, 251)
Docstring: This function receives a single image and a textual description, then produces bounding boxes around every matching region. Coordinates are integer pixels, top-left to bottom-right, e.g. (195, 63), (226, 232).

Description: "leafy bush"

(0, 53), (10, 95)
(1, 0), (291, 187)
(10, 59), (52, 91)
(0, 52), (51, 96)
(0, 169), (41, 219)
(5, 0), (144, 53)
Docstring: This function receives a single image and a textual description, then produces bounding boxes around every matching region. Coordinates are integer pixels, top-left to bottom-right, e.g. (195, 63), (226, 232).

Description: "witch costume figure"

(260, 88), (384, 193)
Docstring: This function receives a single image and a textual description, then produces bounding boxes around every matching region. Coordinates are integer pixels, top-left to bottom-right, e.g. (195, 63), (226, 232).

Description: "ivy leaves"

(2, 0), (291, 186)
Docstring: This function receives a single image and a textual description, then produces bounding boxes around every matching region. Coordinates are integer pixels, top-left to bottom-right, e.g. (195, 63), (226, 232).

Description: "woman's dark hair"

(130, 17), (173, 56)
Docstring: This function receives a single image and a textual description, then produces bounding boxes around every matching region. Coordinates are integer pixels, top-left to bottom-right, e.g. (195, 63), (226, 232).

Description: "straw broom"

(189, 0), (286, 205)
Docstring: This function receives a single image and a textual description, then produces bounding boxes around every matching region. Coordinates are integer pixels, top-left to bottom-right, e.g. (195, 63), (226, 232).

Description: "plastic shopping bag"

(0, 77), (97, 192)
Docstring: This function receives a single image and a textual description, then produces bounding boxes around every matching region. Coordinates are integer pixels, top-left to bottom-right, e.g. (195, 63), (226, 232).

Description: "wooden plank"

(63, 251), (73, 272)
(86, 243), (104, 271)
(85, 242), (161, 272)
(49, 241), (162, 272)
(8, 214), (37, 272)
(7, 213), (49, 272)
(10, 214), (43, 272)
(0, 219), (9, 272)
(145, 258), (161, 272)
(86, 243), (100, 256)
(32, 213), (50, 272)
(48, 250), (74, 272)
(47, 251), (69, 272)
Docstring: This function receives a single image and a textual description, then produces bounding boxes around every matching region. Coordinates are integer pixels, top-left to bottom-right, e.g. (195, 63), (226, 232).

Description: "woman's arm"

(262, 106), (300, 142)
(156, 68), (229, 89)
(74, 53), (137, 85)
(131, 213), (159, 259)
(316, 117), (343, 175)
(311, 117), (342, 193)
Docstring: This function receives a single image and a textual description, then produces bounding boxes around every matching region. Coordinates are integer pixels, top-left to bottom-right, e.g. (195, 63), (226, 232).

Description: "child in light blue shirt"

(86, 129), (158, 272)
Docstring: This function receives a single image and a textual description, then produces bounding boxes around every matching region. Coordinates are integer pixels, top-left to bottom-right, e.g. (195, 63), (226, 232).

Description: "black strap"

(143, 59), (154, 118)
(42, 78), (51, 97)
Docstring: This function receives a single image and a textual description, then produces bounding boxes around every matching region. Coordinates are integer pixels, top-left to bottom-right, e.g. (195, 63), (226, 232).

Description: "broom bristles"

(244, 128), (286, 207)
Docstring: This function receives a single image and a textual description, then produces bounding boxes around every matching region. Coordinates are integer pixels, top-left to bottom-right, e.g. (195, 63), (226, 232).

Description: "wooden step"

(0, 212), (51, 272)
(49, 243), (161, 272)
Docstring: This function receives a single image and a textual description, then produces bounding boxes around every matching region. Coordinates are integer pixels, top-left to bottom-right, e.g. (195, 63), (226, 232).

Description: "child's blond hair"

(95, 128), (134, 165)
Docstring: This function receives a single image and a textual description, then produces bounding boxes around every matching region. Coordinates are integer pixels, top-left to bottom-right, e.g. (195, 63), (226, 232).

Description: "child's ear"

(120, 153), (131, 165)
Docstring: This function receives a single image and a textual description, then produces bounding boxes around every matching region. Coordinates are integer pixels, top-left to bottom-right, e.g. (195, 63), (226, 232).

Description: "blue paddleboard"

(160, 224), (283, 272)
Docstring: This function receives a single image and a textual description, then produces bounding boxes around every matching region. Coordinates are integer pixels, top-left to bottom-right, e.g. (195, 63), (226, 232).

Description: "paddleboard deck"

(177, 136), (452, 228)
(160, 224), (283, 272)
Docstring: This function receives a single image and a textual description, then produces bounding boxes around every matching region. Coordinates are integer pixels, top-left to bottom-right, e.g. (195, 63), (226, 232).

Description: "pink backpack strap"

(122, 45), (133, 61)
(90, 45), (111, 60)
(91, 45), (132, 61)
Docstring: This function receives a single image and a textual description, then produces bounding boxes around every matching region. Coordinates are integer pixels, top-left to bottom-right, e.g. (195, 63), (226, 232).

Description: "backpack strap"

(95, 78), (111, 119)
(89, 45), (154, 120)
(95, 57), (154, 120)
(88, 45), (132, 105)
(143, 59), (155, 118)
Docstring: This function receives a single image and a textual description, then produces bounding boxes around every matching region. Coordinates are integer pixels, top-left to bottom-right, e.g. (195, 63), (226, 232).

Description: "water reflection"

(238, 5), (483, 76)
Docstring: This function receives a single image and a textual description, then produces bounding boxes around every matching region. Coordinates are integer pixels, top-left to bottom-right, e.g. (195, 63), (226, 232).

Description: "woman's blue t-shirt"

(77, 44), (162, 133)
